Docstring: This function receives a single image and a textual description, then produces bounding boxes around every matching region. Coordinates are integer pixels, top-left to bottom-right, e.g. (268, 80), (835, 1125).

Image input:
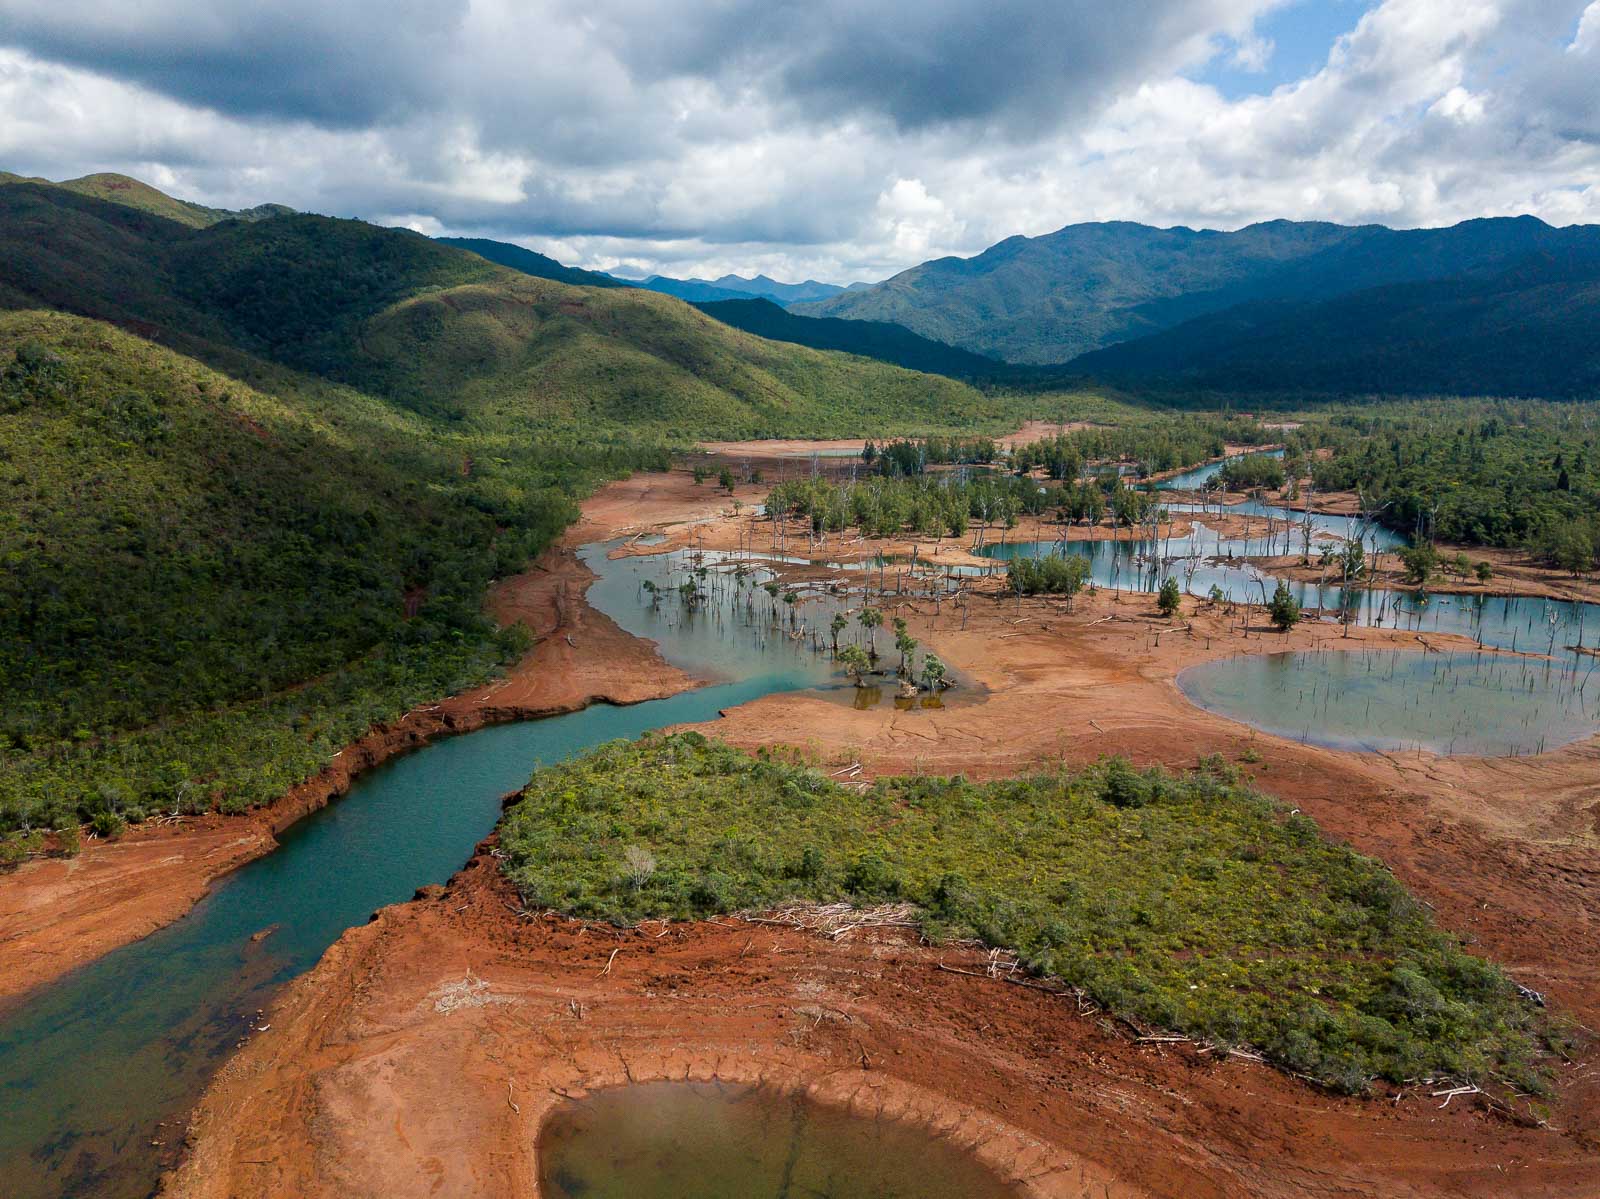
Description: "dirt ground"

(161, 470), (1600, 1198)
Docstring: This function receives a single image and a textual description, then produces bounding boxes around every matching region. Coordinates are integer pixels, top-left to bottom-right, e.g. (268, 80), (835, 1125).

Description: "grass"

(500, 733), (1557, 1095)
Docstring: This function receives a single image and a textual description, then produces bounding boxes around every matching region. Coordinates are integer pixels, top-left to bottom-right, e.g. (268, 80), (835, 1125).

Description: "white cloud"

(1, 0), (1598, 282)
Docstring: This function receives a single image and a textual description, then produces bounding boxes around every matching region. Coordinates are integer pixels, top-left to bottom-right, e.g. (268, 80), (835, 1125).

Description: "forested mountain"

(1071, 251), (1600, 397)
(435, 236), (626, 288)
(0, 170), (292, 228)
(797, 216), (1600, 368)
(692, 296), (1015, 378)
(0, 177), (1011, 855)
(0, 182), (990, 434)
(632, 272), (847, 306)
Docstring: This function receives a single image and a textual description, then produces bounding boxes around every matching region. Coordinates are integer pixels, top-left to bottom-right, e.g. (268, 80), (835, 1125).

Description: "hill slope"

(799, 216), (1600, 366)
(0, 170), (291, 227)
(1070, 252), (1600, 397)
(692, 296), (1014, 378)
(0, 183), (997, 436)
(435, 236), (626, 288)
(0, 308), (667, 846)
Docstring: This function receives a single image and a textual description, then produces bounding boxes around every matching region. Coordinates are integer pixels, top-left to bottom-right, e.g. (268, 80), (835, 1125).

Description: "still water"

(1179, 649), (1599, 756)
(538, 1082), (1023, 1199)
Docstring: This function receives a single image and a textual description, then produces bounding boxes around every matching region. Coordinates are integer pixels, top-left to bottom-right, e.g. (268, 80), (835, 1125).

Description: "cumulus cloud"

(1, 0), (1598, 281)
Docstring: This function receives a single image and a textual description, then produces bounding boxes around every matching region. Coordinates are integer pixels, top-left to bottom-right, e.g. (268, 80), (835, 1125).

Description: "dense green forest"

(1298, 402), (1600, 569)
(0, 312), (669, 855)
(500, 733), (1557, 1092)
(764, 470), (1161, 540)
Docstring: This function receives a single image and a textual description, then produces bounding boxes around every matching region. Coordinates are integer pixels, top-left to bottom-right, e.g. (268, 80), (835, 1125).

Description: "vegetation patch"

(0, 312), (665, 848)
(500, 733), (1556, 1095)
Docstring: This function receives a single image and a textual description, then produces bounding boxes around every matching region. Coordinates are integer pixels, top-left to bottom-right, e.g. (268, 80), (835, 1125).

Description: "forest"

(1292, 401), (1600, 570)
(0, 312), (668, 856)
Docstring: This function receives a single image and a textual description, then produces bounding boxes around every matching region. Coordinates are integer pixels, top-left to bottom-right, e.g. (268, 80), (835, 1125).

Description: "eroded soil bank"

(165, 471), (1600, 1197)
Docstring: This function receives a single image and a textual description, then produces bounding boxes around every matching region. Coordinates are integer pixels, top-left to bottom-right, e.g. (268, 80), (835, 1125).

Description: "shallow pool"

(1177, 649), (1600, 756)
(538, 1081), (1023, 1199)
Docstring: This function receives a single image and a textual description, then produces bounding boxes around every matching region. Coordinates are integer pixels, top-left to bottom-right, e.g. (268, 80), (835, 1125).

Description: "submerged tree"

(858, 606), (883, 660)
(838, 643), (871, 686)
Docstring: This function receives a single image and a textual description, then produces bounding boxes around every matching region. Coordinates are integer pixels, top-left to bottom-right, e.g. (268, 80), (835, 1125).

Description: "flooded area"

(1178, 649), (1600, 756)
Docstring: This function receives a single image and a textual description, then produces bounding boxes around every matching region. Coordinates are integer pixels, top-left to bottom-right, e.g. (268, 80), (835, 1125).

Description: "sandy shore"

(162, 473), (1600, 1198)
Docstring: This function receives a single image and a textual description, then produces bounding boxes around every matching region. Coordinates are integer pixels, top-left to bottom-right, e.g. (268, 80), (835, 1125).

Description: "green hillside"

(1071, 253), (1600, 399)
(0, 170), (291, 228)
(0, 308), (665, 852)
(0, 182), (1003, 437)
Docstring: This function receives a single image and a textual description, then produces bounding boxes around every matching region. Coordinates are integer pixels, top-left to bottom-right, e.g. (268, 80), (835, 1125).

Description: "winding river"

(4, 460), (1598, 1197)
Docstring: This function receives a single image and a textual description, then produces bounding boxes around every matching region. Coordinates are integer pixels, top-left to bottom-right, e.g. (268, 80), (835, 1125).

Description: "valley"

(1, 166), (1598, 1199)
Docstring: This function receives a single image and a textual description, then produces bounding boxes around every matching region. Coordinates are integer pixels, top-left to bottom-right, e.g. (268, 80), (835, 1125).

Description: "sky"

(2, 0), (1599, 284)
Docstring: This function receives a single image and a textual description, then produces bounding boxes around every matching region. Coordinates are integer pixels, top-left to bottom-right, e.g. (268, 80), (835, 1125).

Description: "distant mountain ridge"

(629, 272), (851, 306)
(690, 297), (1024, 379)
(797, 216), (1600, 371)
(1070, 246), (1600, 397)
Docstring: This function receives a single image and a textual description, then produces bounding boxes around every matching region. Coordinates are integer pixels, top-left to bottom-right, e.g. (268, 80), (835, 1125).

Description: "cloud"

(2, 0), (1598, 282)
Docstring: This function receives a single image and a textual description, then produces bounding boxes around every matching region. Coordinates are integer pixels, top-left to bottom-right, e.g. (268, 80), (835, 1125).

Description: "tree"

(718, 466), (736, 493)
(893, 617), (918, 677)
(1157, 577), (1181, 617)
(838, 644), (871, 686)
(1268, 580), (1301, 632)
(830, 612), (847, 654)
(858, 606), (883, 659)
(1399, 542), (1437, 586)
(692, 465), (708, 485)
(921, 653), (947, 691)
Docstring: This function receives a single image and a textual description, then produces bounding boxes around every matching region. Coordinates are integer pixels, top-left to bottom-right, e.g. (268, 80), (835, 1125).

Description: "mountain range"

(796, 216), (1600, 395)
(625, 272), (854, 306)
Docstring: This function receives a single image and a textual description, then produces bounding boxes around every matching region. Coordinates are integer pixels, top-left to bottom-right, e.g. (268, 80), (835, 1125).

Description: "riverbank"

(163, 485), (1600, 1197)
(0, 470), (769, 1010)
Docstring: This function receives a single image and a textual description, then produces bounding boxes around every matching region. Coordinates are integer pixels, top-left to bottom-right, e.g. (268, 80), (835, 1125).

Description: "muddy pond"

(538, 1081), (1023, 1199)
